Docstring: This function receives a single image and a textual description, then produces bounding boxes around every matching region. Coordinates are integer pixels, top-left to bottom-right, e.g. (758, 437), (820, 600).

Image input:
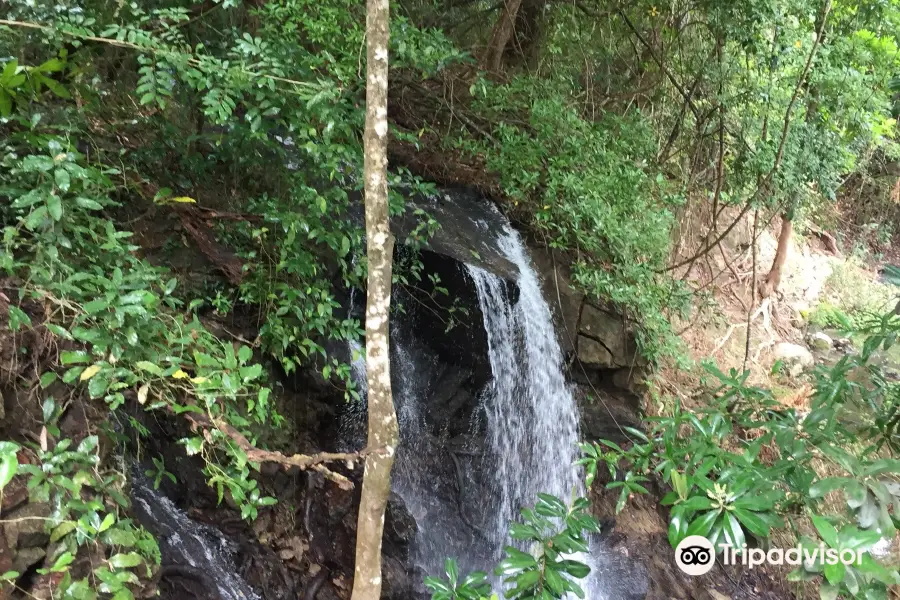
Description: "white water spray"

(342, 224), (603, 598)
(467, 226), (603, 599)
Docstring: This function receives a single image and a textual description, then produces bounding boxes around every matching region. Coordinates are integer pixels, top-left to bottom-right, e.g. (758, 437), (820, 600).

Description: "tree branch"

(183, 412), (375, 491)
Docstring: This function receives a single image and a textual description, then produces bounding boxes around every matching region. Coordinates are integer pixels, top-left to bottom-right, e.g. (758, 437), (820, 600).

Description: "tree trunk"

(349, 0), (399, 598)
(762, 214), (793, 298)
(482, 0), (523, 73)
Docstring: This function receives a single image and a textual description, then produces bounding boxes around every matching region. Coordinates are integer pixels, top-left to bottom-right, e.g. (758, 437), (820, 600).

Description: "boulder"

(3, 503), (50, 551)
(808, 332), (833, 351)
(11, 547), (45, 574)
(579, 303), (645, 368)
(773, 343), (814, 376)
(577, 336), (614, 367)
(390, 189), (518, 281)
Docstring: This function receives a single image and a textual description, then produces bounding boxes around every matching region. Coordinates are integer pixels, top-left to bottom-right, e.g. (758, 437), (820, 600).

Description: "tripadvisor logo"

(675, 536), (716, 576)
(674, 536), (864, 576)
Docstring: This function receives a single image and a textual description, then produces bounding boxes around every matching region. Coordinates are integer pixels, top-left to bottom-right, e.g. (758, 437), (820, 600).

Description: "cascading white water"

(342, 222), (603, 598)
(131, 469), (260, 600)
(467, 226), (603, 599)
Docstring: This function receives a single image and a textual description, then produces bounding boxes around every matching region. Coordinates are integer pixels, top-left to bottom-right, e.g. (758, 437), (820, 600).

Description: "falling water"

(131, 468), (260, 600)
(342, 223), (602, 597)
(467, 226), (602, 599)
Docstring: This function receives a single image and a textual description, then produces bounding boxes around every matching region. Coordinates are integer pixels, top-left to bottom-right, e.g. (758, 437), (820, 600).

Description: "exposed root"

(713, 297), (777, 363)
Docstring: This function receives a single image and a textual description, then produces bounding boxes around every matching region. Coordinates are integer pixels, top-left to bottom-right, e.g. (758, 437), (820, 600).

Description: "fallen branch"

(177, 211), (246, 285)
(183, 412), (377, 490)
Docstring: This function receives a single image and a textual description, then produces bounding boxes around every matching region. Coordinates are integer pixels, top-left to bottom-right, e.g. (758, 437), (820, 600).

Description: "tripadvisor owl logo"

(674, 535), (865, 576)
(675, 536), (716, 576)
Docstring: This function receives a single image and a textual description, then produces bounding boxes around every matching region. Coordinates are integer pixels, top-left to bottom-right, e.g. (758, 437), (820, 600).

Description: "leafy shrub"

(456, 76), (688, 361)
(424, 494), (599, 600)
(580, 315), (900, 598)
(809, 259), (896, 329)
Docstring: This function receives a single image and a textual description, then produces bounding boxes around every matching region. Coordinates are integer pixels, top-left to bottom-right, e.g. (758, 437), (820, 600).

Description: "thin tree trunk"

(482, 0), (523, 72)
(762, 214), (793, 298)
(349, 0), (399, 597)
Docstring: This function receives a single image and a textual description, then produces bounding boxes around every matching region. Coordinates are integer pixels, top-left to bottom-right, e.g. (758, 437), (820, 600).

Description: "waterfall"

(131, 468), (260, 600)
(342, 223), (603, 598)
(467, 227), (602, 599)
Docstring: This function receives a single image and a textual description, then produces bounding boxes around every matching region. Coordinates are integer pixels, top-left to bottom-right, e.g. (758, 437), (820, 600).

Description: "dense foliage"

(581, 311), (900, 598)
(2, 0), (900, 597)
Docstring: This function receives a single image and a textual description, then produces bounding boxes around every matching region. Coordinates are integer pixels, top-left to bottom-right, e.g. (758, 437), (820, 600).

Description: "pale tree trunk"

(482, 0), (523, 72)
(762, 215), (793, 298)
(349, 0), (399, 598)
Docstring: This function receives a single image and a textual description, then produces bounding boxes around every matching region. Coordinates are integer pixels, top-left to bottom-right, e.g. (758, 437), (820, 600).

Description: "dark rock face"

(393, 188), (519, 281)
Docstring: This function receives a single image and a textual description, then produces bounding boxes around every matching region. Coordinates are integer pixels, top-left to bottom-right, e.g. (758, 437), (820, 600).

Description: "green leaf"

(88, 375), (109, 399)
(732, 508), (771, 538)
(77, 436), (99, 454)
(723, 512), (745, 549)
(75, 197), (104, 211)
(61, 351), (90, 365)
(183, 438), (204, 456)
(134, 361), (163, 376)
(668, 507), (689, 547)
(680, 496), (714, 511)
(45, 324), (73, 339)
(535, 493), (567, 517)
(0, 446), (19, 490)
(39, 371), (58, 388)
(544, 565), (566, 595)
(823, 561), (845, 585)
(840, 526), (882, 551)
(819, 583), (839, 600)
(496, 548), (537, 574)
(108, 553), (142, 569)
(444, 558), (458, 583)
(809, 477), (852, 499)
(54, 168), (70, 192)
(423, 577), (451, 594)
(238, 345), (252, 363)
(560, 559), (590, 578)
(50, 521), (77, 542)
(8, 306), (31, 331)
(50, 552), (74, 572)
(686, 509), (719, 538)
(810, 514), (839, 548)
(0, 90), (11, 117)
(98, 513), (116, 533)
(83, 298), (108, 314)
(671, 470), (688, 499)
(193, 352), (221, 368)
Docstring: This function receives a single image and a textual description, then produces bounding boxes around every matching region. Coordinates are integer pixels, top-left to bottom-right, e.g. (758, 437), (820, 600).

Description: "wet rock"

(808, 331), (833, 351)
(773, 343), (814, 376)
(385, 493), (417, 548)
(523, 246), (583, 355)
(380, 188), (518, 281)
(575, 385), (643, 445)
(381, 554), (416, 600)
(611, 367), (648, 395)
